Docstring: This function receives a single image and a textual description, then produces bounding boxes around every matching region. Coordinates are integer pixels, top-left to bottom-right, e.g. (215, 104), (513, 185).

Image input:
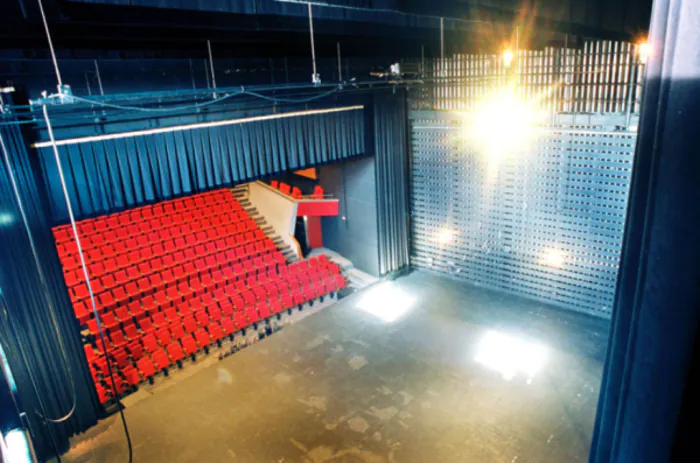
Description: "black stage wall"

(320, 155), (380, 277)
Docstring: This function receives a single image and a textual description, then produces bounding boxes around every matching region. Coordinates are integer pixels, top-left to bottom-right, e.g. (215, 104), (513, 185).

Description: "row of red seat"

(68, 237), (282, 306)
(56, 200), (252, 257)
(269, 181), (325, 199)
(81, 256), (342, 334)
(55, 207), (252, 256)
(64, 229), (276, 291)
(87, 257), (344, 403)
(54, 190), (234, 243)
(62, 227), (271, 286)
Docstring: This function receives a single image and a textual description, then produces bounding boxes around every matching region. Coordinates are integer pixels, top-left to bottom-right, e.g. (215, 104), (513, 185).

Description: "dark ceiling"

(2, 0), (652, 59)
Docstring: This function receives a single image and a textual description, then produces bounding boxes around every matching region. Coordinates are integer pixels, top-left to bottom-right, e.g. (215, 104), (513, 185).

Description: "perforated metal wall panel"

(409, 111), (638, 318)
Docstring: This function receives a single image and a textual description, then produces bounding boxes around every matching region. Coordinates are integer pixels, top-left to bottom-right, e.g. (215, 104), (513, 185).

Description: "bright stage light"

(463, 91), (544, 178)
(0, 212), (14, 226)
(503, 49), (514, 68)
(3, 429), (33, 463)
(474, 331), (548, 383)
(638, 41), (650, 64)
(540, 248), (567, 268)
(355, 281), (416, 323)
(435, 227), (456, 245)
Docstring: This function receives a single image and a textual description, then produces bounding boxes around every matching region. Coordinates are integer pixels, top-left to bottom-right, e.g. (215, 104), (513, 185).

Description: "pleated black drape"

(39, 108), (365, 222)
(373, 91), (411, 276)
(0, 122), (100, 460)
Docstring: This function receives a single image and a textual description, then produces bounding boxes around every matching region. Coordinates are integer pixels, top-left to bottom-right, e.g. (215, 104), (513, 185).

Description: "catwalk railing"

(413, 40), (646, 115)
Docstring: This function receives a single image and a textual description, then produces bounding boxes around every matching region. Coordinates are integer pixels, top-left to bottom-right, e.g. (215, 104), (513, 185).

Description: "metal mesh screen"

(409, 111), (638, 318)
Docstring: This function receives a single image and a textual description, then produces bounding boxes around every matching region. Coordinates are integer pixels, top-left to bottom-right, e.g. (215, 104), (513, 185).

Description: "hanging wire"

(53, 87), (342, 113)
(41, 104), (134, 463)
(36, 0), (63, 89)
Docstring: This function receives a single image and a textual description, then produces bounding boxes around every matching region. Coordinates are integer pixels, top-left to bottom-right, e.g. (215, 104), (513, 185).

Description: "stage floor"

(57, 270), (609, 462)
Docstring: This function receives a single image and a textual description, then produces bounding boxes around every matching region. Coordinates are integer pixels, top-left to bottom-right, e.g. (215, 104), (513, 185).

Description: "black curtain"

(590, 0), (700, 461)
(0, 121), (100, 460)
(38, 107), (365, 222)
(373, 91), (410, 276)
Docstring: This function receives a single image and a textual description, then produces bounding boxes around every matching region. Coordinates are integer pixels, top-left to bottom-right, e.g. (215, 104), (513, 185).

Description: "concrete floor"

(58, 270), (609, 462)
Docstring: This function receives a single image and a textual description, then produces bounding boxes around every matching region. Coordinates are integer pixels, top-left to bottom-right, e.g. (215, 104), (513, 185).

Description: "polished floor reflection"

(58, 270), (609, 462)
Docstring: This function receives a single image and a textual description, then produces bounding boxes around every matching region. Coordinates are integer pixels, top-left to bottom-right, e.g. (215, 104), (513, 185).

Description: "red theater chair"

(181, 334), (198, 359)
(151, 349), (171, 373)
(167, 342), (185, 367)
(194, 329), (211, 353)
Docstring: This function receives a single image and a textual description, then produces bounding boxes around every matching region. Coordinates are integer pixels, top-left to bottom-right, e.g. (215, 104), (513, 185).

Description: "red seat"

(152, 311), (167, 327)
(256, 303), (271, 320)
(137, 356), (156, 379)
(183, 316), (197, 334)
(220, 317), (235, 336)
(162, 306), (180, 322)
(111, 348), (130, 368)
(152, 349), (170, 370)
(156, 327), (172, 346)
(142, 333), (159, 353)
(208, 306), (222, 323)
(181, 335), (198, 356)
(73, 301), (91, 325)
(291, 187), (302, 199)
(195, 310), (210, 327)
(127, 341), (143, 361)
(110, 330), (128, 349)
(208, 323), (223, 343)
(233, 312), (248, 330)
(279, 183), (291, 195)
(169, 322), (185, 340)
(194, 327), (211, 348)
(101, 312), (120, 332)
(122, 365), (141, 386)
(115, 306), (132, 323)
(139, 317), (157, 335)
(167, 342), (185, 364)
(245, 307), (259, 324)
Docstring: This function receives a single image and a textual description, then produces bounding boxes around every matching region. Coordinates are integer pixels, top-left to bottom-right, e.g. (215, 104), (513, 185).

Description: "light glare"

(475, 331), (548, 383)
(0, 212), (14, 226)
(503, 49), (514, 68)
(463, 91), (544, 179)
(639, 42), (650, 64)
(540, 248), (567, 268)
(435, 227), (455, 245)
(356, 282), (415, 323)
(3, 429), (32, 463)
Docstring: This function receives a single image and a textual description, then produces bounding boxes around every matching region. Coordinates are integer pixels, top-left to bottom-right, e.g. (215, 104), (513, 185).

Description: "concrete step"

(346, 268), (378, 289)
